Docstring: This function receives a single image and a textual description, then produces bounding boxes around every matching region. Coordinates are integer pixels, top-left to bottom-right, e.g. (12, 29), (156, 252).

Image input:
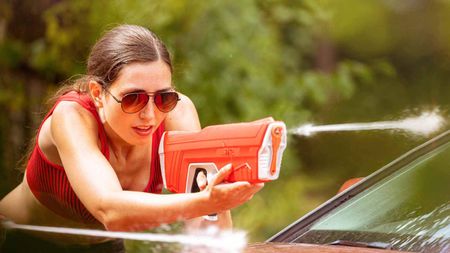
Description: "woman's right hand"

(203, 164), (264, 213)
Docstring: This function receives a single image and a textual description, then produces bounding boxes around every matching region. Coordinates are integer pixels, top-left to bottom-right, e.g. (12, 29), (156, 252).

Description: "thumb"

(210, 163), (233, 186)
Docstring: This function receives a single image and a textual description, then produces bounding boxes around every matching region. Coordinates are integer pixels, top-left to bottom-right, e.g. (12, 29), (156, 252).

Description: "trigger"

(235, 163), (251, 172)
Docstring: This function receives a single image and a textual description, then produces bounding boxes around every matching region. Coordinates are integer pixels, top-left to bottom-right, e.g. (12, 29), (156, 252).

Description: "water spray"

(1, 220), (246, 253)
(290, 110), (445, 137)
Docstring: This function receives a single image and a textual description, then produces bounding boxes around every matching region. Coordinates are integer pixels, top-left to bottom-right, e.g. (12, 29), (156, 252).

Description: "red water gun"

(158, 118), (287, 193)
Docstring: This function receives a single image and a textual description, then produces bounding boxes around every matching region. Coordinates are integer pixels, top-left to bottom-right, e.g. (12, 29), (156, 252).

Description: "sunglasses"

(104, 88), (180, 113)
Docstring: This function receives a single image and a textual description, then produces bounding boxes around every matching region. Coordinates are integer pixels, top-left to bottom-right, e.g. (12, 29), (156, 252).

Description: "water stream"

(290, 110), (445, 137)
(1, 220), (246, 252)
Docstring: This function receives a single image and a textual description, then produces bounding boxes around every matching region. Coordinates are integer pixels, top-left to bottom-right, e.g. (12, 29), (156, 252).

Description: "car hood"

(245, 242), (407, 253)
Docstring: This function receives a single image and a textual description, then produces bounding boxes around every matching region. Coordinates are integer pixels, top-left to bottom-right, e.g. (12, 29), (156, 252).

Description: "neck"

(103, 124), (150, 161)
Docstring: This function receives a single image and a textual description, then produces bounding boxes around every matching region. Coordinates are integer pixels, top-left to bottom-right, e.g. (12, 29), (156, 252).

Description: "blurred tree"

(0, 0), (56, 195)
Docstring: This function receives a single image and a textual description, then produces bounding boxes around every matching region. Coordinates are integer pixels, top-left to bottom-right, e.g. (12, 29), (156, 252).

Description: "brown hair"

(20, 24), (172, 170)
(48, 24), (172, 105)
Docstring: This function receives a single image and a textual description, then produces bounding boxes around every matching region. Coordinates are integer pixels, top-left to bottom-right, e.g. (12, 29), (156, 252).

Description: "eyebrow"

(119, 87), (174, 96)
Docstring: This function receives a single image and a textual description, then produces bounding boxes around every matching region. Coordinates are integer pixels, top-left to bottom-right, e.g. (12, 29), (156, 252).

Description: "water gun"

(158, 118), (287, 193)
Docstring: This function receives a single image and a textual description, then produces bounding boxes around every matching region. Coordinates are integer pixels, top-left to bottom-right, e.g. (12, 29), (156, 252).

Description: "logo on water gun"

(158, 118), (287, 193)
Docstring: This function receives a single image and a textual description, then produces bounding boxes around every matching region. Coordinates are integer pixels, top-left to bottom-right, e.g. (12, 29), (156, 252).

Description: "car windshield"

(294, 141), (450, 252)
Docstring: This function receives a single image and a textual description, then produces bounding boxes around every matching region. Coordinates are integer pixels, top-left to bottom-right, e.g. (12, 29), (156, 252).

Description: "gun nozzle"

(270, 126), (283, 176)
(273, 126), (282, 136)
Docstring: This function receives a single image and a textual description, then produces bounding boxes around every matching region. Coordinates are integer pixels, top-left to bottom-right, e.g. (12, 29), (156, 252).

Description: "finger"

(232, 182), (264, 199)
(249, 183), (264, 194)
(214, 181), (263, 192)
(210, 163), (233, 186)
(196, 171), (207, 191)
(213, 181), (250, 192)
(237, 182), (264, 195)
(252, 183), (264, 189)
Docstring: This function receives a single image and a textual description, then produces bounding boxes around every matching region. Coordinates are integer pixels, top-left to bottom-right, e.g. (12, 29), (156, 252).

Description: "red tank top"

(26, 91), (164, 224)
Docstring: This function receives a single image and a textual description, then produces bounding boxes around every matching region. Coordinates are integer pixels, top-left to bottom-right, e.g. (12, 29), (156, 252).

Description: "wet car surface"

(247, 130), (449, 253)
(245, 242), (407, 253)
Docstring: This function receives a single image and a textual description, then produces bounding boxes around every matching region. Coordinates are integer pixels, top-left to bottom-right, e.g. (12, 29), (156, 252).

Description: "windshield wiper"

(329, 240), (392, 249)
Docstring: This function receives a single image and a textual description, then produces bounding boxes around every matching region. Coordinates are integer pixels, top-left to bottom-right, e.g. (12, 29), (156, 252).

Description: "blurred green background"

(0, 0), (449, 250)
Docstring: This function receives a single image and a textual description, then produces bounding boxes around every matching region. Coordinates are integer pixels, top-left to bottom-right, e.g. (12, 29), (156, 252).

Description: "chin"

(132, 136), (153, 146)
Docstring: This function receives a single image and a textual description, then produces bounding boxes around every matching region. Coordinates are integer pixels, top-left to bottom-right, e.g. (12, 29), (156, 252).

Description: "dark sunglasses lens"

(121, 93), (149, 113)
(154, 92), (179, 112)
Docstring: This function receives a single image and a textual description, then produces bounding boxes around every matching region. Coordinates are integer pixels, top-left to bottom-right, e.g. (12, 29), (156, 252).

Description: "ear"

(89, 80), (104, 107)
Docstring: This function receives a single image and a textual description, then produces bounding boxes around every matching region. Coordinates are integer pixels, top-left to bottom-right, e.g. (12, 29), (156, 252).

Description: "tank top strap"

(46, 91), (110, 159)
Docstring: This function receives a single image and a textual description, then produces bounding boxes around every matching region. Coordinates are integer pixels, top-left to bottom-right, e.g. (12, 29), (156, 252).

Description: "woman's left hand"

(185, 171), (232, 230)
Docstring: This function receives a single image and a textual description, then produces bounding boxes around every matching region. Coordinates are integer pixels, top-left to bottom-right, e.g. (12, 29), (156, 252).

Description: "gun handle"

(203, 214), (218, 221)
(189, 167), (219, 221)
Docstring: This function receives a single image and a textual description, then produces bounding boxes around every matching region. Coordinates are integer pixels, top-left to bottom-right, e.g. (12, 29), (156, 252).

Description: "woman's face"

(102, 60), (172, 146)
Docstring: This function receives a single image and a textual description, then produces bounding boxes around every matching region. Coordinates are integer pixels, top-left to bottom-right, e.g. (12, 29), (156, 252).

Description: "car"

(246, 130), (450, 253)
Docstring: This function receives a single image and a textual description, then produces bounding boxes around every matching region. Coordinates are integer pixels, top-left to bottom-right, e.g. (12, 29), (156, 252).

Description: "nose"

(139, 98), (156, 121)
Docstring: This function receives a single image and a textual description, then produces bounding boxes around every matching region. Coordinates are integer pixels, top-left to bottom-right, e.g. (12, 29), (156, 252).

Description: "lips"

(132, 125), (153, 136)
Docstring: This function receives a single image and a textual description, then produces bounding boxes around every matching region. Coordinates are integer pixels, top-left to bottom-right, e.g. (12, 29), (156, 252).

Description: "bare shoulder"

(167, 93), (197, 117)
(51, 101), (98, 131)
(52, 100), (97, 124)
(50, 101), (99, 147)
(165, 93), (201, 131)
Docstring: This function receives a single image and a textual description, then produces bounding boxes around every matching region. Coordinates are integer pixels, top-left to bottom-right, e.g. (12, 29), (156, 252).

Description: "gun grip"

(189, 168), (218, 221)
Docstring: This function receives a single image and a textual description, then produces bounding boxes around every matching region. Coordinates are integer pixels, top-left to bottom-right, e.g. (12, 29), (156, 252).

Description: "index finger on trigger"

(211, 163), (233, 186)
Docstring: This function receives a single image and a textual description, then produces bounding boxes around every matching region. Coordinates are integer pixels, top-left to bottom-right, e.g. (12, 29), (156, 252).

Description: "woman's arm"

(165, 93), (233, 230)
(51, 100), (261, 231)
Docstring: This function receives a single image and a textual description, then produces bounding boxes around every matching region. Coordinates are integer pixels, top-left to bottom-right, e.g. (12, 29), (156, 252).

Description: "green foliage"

(232, 144), (333, 241)
(31, 0), (371, 127)
(0, 39), (25, 69)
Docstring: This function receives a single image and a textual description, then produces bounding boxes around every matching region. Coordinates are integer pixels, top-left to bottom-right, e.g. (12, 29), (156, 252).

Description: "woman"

(0, 24), (263, 252)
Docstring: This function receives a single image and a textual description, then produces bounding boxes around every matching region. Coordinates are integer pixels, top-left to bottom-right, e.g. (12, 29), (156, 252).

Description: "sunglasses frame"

(103, 88), (180, 114)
